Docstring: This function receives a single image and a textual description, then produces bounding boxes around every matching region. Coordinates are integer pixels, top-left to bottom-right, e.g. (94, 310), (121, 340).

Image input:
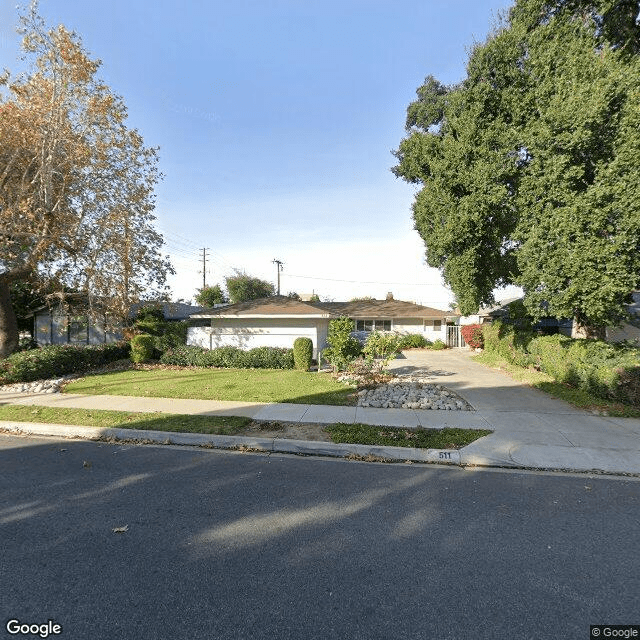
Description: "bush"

(363, 332), (401, 363)
(460, 324), (484, 349)
(154, 320), (189, 353)
(322, 316), (362, 371)
(130, 334), (155, 363)
(483, 321), (533, 366)
(131, 306), (189, 357)
(293, 337), (313, 371)
(397, 333), (429, 349)
(427, 339), (447, 350)
(159, 345), (294, 370)
(0, 342), (130, 384)
(484, 321), (640, 407)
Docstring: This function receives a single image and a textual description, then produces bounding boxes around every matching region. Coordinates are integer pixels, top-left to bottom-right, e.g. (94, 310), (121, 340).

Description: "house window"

(355, 319), (391, 332)
(433, 320), (442, 331)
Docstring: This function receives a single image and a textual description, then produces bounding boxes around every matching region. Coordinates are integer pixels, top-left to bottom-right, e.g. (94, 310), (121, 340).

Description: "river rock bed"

(357, 377), (473, 411)
(0, 375), (77, 394)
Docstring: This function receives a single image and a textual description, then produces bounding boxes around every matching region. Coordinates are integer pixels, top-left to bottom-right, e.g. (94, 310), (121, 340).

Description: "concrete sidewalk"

(1, 383), (639, 475)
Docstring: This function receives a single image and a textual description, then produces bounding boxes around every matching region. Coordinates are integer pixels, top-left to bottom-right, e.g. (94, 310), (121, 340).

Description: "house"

(188, 296), (457, 358)
(31, 299), (204, 346)
(459, 297), (573, 336)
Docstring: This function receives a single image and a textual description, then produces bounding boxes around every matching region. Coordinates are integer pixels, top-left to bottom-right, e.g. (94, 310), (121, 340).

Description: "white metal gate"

(446, 325), (466, 348)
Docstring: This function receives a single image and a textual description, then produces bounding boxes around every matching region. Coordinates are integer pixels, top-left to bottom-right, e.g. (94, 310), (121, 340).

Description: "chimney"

(386, 292), (394, 301)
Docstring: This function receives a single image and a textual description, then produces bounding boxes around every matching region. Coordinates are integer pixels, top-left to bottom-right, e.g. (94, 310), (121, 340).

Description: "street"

(1, 434), (639, 640)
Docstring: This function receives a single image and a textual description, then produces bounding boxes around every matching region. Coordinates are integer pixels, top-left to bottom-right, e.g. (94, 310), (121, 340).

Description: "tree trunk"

(0, 277), (20, 358)
(572, 317), (606, 341)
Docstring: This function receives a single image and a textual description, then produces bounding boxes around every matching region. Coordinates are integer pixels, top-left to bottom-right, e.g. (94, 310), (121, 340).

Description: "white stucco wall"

(187, 317), (325, 358)
(393, 318), (446, 342)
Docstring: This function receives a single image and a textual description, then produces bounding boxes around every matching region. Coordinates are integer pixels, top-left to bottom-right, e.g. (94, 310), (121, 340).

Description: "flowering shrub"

(461, 324), (484, 349)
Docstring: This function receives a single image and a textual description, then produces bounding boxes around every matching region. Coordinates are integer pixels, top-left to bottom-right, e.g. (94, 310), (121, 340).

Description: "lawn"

(0, 404), (252, 434)
(64, 367), (358, 405)
(0, 404), (491, 449)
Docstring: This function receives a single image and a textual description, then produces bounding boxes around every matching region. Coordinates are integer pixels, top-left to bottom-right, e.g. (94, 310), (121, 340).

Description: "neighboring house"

(31, 299), (204, 346)
(459, 297), (573, 336)
(188, 296), (457, 358)
(458, 297), (522, 326)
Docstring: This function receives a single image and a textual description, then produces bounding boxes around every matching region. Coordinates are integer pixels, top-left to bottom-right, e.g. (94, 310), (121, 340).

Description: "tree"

(225, 271), (274, 303)
(393, 0), (640, 337)
(195, 284), (227, 307)
(0, 4), (172, 357)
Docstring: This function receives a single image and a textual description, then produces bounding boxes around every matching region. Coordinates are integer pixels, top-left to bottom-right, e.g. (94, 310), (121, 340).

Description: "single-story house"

(31, 300), (204, 346)
(188, 296), (457, 358)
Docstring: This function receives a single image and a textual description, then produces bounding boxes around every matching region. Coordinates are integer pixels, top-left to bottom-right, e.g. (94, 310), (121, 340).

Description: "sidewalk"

(2, 387), (639, 475)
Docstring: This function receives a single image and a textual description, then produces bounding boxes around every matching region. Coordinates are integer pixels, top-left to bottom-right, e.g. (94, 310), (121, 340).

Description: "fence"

(446, 325), (466, 348)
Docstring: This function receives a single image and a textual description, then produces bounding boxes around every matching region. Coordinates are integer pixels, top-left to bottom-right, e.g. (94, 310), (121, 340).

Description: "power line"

(283, 272), (446, 287)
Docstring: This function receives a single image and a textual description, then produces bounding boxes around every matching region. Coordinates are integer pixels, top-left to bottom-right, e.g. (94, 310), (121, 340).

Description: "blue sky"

(1, 0), (516, 307)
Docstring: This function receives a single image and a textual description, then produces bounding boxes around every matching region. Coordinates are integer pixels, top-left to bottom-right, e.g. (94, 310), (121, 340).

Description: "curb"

(0, 421), (461, 465)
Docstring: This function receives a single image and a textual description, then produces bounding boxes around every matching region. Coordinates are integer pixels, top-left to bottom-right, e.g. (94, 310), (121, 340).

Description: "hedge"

(159, 345), (295, 370)
(293, 337), (313, 371)
(484, 321), (640, 406)
(0, 342), (131, 384)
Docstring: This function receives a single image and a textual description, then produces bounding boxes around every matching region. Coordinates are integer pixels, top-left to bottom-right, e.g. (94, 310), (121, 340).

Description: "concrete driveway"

(388, 349), (640, 474)
(388, 348), (580, 413)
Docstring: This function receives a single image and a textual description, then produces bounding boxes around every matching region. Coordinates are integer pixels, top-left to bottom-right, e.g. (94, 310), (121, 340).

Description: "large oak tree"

(393, 0), (640, 337)
(0, 4), (172, 356)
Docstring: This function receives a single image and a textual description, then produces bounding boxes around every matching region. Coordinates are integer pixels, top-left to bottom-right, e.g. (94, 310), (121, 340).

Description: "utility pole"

(200, 248), (209, 289)
(272, 259), (283, 295)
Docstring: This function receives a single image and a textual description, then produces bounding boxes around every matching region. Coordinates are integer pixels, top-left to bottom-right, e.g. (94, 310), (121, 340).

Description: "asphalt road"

(1, 434), (639, 640)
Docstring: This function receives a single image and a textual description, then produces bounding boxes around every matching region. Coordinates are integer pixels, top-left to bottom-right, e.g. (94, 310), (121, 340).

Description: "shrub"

(245, 346), (294, 369)
(159, 345), (294, 370)
(428, 339), (447, 350)
(158, 320), (188, 348)
(322, 316), (362, 371)
(397, 333), (429, 349)
(460, 324), (484, 349)
(0, 342), (130, 384)
(293, 337), (313, 371)
(130, 334), (155, 363)
(159, 345), (208, 366)
(363, 332), (401, 364)
(483, 321), (533, 366)
(485, 323), (640, 407)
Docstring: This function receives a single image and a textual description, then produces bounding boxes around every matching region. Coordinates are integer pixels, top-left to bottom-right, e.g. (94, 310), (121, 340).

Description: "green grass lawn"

(473, 351), (640, 417)
(0, 404), (252, 434)
(0, 404), (490, 449)
(64, 367), (357, 405)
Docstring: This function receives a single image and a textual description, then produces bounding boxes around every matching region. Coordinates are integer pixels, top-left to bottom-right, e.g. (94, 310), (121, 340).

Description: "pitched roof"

(190, 296), (332, 317)
(315, 299), (451, 318)
(191, 296), (451, 318)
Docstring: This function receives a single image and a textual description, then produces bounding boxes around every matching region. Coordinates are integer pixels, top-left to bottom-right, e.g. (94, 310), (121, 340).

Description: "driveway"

(388, 349), (640, 473)
(388, 348), (580, 413)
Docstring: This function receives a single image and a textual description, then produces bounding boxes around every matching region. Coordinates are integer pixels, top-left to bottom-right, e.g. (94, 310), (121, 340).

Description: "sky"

(0, 0), (519, 309)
